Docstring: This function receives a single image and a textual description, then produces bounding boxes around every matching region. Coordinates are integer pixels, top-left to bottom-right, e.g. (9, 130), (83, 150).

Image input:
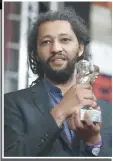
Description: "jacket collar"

(31, 80), (72, 150)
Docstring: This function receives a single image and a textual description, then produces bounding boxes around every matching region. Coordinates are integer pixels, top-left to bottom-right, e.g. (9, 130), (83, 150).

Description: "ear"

(78, 43), (84, 57)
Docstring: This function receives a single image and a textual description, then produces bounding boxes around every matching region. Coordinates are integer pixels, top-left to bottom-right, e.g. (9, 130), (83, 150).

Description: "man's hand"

(68, 108), (102, 145)
(50, 83), (97, 127)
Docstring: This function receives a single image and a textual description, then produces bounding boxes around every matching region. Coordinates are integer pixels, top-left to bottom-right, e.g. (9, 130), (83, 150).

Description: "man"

(4, 7), (111, 156)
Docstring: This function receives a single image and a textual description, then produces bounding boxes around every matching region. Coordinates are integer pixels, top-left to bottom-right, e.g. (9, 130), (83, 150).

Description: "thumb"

(68, 114), (76, 130)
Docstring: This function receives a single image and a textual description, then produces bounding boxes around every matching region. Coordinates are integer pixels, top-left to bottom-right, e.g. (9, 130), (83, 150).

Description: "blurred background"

(4, 1), (112, 104)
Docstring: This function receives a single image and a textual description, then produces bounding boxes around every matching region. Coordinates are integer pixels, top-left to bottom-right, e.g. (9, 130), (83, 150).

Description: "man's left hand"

(68, 109), (102, 145)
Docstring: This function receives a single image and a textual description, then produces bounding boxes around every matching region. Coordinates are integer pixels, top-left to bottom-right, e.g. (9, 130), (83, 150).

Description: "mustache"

(47, 53), (68, 64)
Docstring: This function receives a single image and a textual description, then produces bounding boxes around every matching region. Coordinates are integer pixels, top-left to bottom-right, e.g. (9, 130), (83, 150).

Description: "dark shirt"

(43, 79), (73, 142)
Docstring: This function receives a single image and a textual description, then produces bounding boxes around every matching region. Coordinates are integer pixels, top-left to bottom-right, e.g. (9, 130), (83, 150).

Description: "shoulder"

(5, 87), (31, 99)
(4, 80), (44, 102)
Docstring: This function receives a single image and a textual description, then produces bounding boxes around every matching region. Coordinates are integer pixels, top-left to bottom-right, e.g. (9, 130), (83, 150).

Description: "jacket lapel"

(31, 80), (72, 150)
(31, 80), (52, 114)
(60, 129), (72, 150)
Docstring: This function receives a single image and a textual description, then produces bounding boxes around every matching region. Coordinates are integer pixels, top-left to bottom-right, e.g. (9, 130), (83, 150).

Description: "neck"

(56, 76), (76, 95)
(44, 70), (77, 95)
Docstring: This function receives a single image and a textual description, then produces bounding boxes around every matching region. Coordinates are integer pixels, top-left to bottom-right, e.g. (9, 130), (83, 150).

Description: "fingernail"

(88, 124), (93, 128)
(96, 106), (101, 111)
(93, 102), (97, 107)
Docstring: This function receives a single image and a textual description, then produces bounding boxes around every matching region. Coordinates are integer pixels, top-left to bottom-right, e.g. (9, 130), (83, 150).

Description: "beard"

(38, 53), (78, 84)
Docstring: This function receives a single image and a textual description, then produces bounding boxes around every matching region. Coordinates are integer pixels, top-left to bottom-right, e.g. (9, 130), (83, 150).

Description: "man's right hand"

(50, 83), (97, 127)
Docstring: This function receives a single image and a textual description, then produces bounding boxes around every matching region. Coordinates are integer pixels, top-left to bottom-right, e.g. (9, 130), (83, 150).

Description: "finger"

(84, 111), (101, 133)
(75, 84), (92, 90)
(93, 94), (97, 101)
(82, 99), (97, 108)
(83, 90), (97, 101)
(83, 84), (92, 90)
(96, 105), (101, 111)
(92, 123), (101, 133)
(68, 114), (76, 130)
(84, 111), (94, 127)
(92, 106), (102, 122)
(74, 110), (83, 129)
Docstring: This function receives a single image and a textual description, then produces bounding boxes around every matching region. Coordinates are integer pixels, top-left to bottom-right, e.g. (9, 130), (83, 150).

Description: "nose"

(50, 41), (62, 54)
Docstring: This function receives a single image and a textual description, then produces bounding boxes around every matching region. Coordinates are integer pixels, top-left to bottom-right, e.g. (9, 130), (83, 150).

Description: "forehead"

(38, 20), (75, 38)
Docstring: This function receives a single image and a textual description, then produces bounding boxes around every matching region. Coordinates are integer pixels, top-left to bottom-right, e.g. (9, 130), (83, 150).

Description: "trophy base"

(80, 107), (101, 123)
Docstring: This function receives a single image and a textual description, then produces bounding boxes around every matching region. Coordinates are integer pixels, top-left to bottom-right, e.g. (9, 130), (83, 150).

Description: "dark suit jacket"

(4, 80), (112, 157)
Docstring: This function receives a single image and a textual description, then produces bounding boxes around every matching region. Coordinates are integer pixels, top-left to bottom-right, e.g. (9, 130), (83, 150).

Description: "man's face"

(37, 20), (84, 83)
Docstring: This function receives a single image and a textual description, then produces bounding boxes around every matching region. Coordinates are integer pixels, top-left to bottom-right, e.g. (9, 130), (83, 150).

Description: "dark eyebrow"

(41, 33), (71, 39)
(41, 35), (52, 39)
(59, 33), (71, 37)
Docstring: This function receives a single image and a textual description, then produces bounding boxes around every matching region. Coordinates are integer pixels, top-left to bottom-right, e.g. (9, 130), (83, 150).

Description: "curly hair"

(27, 7), (90, 84)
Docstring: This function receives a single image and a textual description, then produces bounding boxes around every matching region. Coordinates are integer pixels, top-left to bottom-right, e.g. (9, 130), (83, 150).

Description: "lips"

(50, 56), (66, 61)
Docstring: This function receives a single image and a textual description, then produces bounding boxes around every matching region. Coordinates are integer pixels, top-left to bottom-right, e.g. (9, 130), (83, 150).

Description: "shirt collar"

(43, 78), (62, 94)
